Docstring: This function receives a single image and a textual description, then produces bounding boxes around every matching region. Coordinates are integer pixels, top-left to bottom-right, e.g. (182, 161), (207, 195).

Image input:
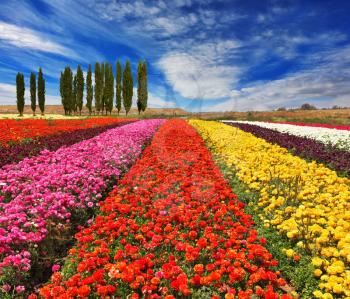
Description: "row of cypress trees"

(60, 59), (147, 116)
(16, 68), (46, 116)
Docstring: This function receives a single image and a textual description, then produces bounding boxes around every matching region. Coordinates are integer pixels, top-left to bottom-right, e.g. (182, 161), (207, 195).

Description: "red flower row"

(38, 119), (293, 299)
(0, 118), (134, 146)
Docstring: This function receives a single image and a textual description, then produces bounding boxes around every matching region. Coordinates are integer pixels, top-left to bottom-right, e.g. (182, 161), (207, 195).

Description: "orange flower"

(151, 277), (161, 285)
(194, 264), (204, 274)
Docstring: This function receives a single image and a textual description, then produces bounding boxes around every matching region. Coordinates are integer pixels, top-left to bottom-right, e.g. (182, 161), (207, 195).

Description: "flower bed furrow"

(0, 119), (164, 295)
(223, 121), (350, 151)
(0, 118), (133, 147)
(225, 122), (350, 176)
(190, 120), (350, 298)
(0, 120), (134, 168)
(38, 119), (292, 299)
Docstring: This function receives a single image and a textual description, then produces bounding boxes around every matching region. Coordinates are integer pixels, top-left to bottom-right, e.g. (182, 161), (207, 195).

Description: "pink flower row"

(0, 119), (164, 275)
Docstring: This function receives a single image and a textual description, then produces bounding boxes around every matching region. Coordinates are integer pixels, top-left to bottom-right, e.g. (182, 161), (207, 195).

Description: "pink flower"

(52, 264), (60, 272)
(1, 284), (11, 292)
(15, 285), (25, 293)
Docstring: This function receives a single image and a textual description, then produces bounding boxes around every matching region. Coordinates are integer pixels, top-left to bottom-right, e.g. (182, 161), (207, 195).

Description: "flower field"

(1, 118), (349, 298)
(224, 121), (350, 151)
(0, 119), (163, 295)
(38, 119), (292, 299)
(0, 120), (134, 167)
(223, 122), (350, 176)
(0, 118), (132, 147)
(190, 120), (350, 298)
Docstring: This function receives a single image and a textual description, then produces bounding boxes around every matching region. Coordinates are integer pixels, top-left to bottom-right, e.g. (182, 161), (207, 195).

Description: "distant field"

(0, 105), (190, 118)
(194, 108), (350, 125)
(1, 105), (349, 125)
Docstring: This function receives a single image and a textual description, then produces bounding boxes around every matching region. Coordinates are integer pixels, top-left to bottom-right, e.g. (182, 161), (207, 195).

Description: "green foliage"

(137, 60), (148, 114)
(85, 64), (93, 114)
(30, 72), (36, 115)
(122, 60), (133, 115)
(104, 63), (114, 114)
(116, 61), (122, 115)
(216, 160), (319, 298)
(101, 62), (105, 113)
(38, 68), (45, 115)
(16, 72), (25, 116)
(72, 74), (77, 113)
(60, 66), (73, 115)
(76, 65), (84, 115)
(94, 62), (102, 114)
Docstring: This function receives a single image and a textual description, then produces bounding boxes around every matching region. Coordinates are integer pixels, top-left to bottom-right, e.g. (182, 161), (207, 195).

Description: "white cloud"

(0, 21), (75, 57)
(208, 46), (350, 111)
(0, 83), (16, 105)
(158, 39), (241, 100)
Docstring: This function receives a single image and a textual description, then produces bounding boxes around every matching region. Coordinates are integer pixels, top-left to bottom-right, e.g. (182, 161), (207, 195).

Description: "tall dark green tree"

(76, 65), (84, 115)
(60, 66), (73, 115)
(86, 64), (93, 115)
(38, 68), (45, 115)
(72, 74), (77, 113)
(94, 62), (102, 114)
(116, 61), (122, 115)
(122, 60), (133, 115)
(16, 72), (25, 116)
(142, 61), (148, 112)
(30, 72), (36, 116)
(137, 60), (148, 114)
(105, 63), (114, 115)
(101, 62), (105, 114)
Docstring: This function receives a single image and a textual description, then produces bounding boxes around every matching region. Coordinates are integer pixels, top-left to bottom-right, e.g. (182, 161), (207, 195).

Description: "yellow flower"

(312, 257), (324, 267)
(314, 269), (323, 277)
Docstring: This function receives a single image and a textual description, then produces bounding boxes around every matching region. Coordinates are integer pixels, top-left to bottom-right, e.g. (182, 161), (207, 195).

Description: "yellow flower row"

(189, 120), (350, 299)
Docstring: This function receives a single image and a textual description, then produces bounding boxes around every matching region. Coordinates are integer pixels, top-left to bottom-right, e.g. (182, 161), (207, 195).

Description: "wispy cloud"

(0, 21), (75, 57)
(208, 45), (350, 111)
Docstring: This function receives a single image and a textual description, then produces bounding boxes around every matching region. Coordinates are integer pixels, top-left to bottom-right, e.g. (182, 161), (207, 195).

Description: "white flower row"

(222, 120), (350, 151)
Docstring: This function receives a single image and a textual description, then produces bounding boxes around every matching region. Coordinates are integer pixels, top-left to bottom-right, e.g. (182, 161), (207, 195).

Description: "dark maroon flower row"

(225, 122), (350, 176)
(0, 120), (135, 168)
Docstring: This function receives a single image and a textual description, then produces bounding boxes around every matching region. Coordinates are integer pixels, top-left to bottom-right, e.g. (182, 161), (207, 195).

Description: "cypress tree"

(60, 67), (73, 115)
(142, 61), (148, 112)
(94, 62), (101, 114)
(86, 64), (93, 115)
(101, 62), (105, 114)
(122, 60), (133, 115)
(38, 68), (45, 115)
(72, 74), (77, 114)
(16, 72), (25, 116)
(76, 65), (84, 115)
(137, 61), (143, 114)
(105, 63), (114, 114)
(116, 61), (122, 115)
(30, 72), (36, 116)
(137, 60), (148, 114)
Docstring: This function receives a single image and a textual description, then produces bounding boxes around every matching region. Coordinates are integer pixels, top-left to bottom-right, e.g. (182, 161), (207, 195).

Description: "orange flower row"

(37, 119), (293, 299)
(0, 118), (134, 147)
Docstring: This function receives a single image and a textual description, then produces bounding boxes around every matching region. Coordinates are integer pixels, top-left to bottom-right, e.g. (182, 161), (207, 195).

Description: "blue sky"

(0, 0), (349, 112)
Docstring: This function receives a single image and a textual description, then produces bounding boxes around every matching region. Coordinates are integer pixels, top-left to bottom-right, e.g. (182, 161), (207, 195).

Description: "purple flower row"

(0, 119), (165, 288)
(225, 122), (350, 176)
(0, 120), (134, 169)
